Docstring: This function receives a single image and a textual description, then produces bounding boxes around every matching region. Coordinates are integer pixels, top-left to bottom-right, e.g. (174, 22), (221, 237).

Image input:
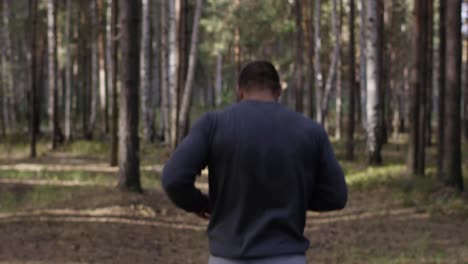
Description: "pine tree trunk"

(109, 0), (119, 167)
(30, 0), (39, 156)
(359, 0), (367, 129)
(47, 0), (60, 149)
(215, 53), (223, 106)
(97, 0), (109, 134)
(1, 0), (14, 134)
(436, 0), (445, 180)
(314, 0), (323, 121)
(425, 0), (434, 146)
(335, 0), (343, 139)
(345, 0), (356, 160)
(141, 0), (154, 142)
(88, 0), (99, 139)
(178, 0), (203, 143)
(320, 0), (340, 125)
(365, 0), (383, 165)
(464, 38), (468, 141)
(304, 0), (315, 118)
(64, 0), (72, 142)
(441, 0), (463, 191)
(151, 0), (161, 141)
(160, 0), (170, 144)
(118, 0), (142, 192)
(408, 0), (428, 176)
(294, 0), (304, 113)
(168, 0), (180, 149)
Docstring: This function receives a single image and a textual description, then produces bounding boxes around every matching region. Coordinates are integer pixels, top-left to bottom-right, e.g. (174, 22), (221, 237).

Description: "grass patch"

(0, 185), (101, 212)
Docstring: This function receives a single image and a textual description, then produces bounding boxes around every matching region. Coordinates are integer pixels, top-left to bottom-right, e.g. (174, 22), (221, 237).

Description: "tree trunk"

(47, 0), (60, 149)
(214, 53), (223, 106)
(88, 0), (99, 139)
(436, 0), (445, 180)
(464, 38), (468, 141)
(109, 0), (119, 167)
(64, 0), (72, 142)
(118, 0), (142, 192)
(345, 0), (356, 160)
(151, 0), (161, 141)
(314, 0), (323, 121)
(177, 0), (203, 143)
(365, 0), (383, 165)
(160, 0), (170, 145)
(408, 0), (427, 176)
(335, 0), (343, 139)
(320, 0), (340, 125)
(97, 0), (109, 134)
(1, 0), (14, 134)
(304, 0), (315, 118)
(294, 0), (304, 113)
(30, 0), (39, 156)
(359, 0), (367, 130)
(141, 0), (154, 142)
(168, 0), (180, 149)
(441, 0), (463, 191)
(425, 0), (433, 146)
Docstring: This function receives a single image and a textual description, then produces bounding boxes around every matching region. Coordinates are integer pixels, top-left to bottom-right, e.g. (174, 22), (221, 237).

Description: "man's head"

(237, 61), (282, 101)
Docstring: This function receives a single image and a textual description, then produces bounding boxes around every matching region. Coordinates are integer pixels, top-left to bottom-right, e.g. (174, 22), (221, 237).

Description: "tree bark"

(109, 0), (119, 167)
(177, 0), (203, 143)
(214, 53), (223, 106)
(359, 0), (367, 130)
(425, 0), (434, 146)
(88, 0), (100, 139)
(168, 0), (180, 149)
(365, 0), (383, 165)
(335, 0), (343, 139)
(441, 0), (463, 191)
(141, 0), (154, 142)
(436, 0), (445, 180)
(294, 0), (304, 113)
(151, 0), (161, 141)
(408, 0), (427, 176)
(320, 0), (340, 125)
(304, 0), (315, 118)
(64, 0), (72, 142)
(345, 0), (356, 160)
(118, 0), (142, 192)
(30, 0), (39, 157)
(314, 0), (323, 121)
(97, 0), (109, 134)
(160, 0), (170, 145)
(464, 37), (468, 141)
(1, 0), (14, 134)
(47, 0), (60, 149)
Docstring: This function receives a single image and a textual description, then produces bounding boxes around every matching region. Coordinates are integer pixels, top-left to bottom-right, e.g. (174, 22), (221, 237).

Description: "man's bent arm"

(162, 114), (212, 213)
(308, 128), (348, 212)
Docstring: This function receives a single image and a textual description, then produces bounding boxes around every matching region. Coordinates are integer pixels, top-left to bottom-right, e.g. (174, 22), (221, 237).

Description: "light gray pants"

(208, 254), (306, 264)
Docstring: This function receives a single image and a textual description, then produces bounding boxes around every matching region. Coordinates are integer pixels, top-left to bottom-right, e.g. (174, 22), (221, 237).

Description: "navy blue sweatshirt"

(162, 100), (347, 259)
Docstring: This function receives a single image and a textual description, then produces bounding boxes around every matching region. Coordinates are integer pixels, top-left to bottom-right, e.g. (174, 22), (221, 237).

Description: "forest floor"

(0, 136), (467, 263)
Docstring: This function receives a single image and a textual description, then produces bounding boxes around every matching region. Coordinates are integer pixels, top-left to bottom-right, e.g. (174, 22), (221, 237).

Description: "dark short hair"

(238, 61), (281, 92)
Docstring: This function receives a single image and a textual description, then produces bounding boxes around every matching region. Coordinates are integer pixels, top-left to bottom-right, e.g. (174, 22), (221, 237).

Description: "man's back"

(163, 100), (347, 259)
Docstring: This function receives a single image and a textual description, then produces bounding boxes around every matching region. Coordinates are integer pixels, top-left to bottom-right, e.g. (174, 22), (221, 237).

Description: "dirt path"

(0, 182), (467, 264)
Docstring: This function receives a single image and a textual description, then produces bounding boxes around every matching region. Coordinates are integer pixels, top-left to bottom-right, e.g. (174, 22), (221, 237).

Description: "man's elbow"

(333, 186), (348, 210)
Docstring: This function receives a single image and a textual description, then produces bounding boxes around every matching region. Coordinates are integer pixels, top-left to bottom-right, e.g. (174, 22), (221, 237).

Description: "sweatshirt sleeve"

(161, 113), (213, 213)
(308, 127), (348, 212)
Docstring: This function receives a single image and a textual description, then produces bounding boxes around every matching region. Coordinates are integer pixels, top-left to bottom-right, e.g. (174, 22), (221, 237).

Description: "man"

(162, 61), (347, 264)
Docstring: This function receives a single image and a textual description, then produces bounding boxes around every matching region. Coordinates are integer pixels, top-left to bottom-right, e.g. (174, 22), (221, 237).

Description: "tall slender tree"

(88, 0), (99, 139)
(141, 0), (155, 142)
(294, 0), (304, 113)
(346, 0), (356, 160)
(30, 0), (39, 157)
(47, 0), (60, 149)
(441, 0), (463, 190)
(168, 0), (180, 149)
(314, 0), (323, 121)
(365, 0), (383, 164)
(118, 0), (142, 192)
(335, 0), (343, 139)
(359, 0), (367, 129)
(436, 0), (445, 180)
(109, 0), (119, 166)
(178, 0), (204, 143)
(160, 0), (170, 144)
(64, 0), (72, 142)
